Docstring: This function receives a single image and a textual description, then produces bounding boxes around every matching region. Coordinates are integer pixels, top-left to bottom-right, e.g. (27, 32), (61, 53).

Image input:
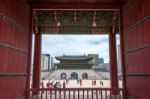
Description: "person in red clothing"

(46, 79), (51, 88)
(80, 79), (82, 87)
(92, 80), (94, 87)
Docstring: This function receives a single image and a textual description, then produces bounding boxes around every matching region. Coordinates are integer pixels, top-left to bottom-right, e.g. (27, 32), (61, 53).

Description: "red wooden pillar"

(32, 32), (42, 91)
(109, 29), (119, 95)
(119, 8), (126, 99)
(26, 8), (33, 99)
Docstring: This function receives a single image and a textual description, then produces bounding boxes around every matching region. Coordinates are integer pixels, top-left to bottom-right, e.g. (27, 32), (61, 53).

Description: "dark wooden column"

(109, 29), (119, 95)
(32, 32), (42, 90)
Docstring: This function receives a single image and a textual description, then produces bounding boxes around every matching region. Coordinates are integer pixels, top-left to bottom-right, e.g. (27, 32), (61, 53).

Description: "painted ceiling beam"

(29, 1), (125, 10)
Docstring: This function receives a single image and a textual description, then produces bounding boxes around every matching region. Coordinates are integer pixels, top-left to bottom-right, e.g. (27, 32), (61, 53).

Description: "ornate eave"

(54, 63), (94, 66)
(54, 63), (94, 69)
(55, 55), (93, 61)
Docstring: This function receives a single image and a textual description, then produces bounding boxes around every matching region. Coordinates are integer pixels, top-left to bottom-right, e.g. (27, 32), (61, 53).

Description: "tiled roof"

(55, 55), (93, 60)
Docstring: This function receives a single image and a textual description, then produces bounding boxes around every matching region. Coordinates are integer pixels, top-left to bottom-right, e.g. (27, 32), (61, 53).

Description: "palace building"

(45, 55), (103, 80)
(55, 55), (94, 69)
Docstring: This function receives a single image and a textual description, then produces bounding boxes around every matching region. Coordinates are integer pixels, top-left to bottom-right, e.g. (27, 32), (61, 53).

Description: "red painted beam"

(29, 1), (125, 10)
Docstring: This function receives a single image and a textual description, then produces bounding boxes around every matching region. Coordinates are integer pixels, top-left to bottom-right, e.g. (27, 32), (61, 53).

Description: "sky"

(40, 34), (120, 63)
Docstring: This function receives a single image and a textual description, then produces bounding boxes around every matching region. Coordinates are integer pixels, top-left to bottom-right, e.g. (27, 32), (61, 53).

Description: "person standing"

(101, 81), (103, 86)
(54, 82), (59, 88)
(58, 81), (61, 88)
(80, 79), (82, 87)
(63, 81), (66, 88)
(46, 80), (50, 88)
(41, 81), (44, 93)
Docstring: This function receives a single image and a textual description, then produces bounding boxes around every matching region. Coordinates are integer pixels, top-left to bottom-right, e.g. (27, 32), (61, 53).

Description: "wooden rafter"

(112, 11), (118, 33)
(33, 11), (39, 33)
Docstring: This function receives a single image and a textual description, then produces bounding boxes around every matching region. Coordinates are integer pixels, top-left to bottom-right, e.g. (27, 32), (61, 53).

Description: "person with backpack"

(54, 82), (59, 88)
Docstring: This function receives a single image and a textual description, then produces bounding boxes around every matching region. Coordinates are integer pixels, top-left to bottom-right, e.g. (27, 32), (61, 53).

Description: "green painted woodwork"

(36, 10), (119, 34)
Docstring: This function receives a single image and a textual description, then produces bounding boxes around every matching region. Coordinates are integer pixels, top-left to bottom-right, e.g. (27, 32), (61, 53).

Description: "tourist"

(41, 81), (44, 88)
(54, 82), (59, 88)
(100, 80), (103, 86)
(46, 80), (51, 88)
(101, 81), (103, 86)
(51, 81), (54, 87)
(63, 81), (66, 88)
(80, 79), (82, 87)
(41, 81), (44, 93)
(94, 80), (96, 85)
(57, 81), (62, 88)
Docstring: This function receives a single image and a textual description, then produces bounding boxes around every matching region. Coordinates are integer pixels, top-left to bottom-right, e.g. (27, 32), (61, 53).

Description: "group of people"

(41, 79), (104, 88)
(46, 80), (62, 88)
(91, 80), (104, 86)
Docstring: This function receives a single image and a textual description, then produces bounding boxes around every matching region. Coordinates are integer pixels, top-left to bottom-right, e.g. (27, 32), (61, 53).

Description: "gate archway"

(82, 73), (88, 79)
(71, 72), (78, 79)
(61, 73), (67, 79)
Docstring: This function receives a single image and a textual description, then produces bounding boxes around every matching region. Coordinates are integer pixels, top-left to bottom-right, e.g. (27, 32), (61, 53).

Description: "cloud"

(41, 34), (119, 63)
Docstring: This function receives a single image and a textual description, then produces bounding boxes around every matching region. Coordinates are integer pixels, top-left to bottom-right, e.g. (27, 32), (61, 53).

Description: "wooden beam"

(29, 1), (125, 10)
(33, 11), (39, 33)
(112, 11), (118, 33)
